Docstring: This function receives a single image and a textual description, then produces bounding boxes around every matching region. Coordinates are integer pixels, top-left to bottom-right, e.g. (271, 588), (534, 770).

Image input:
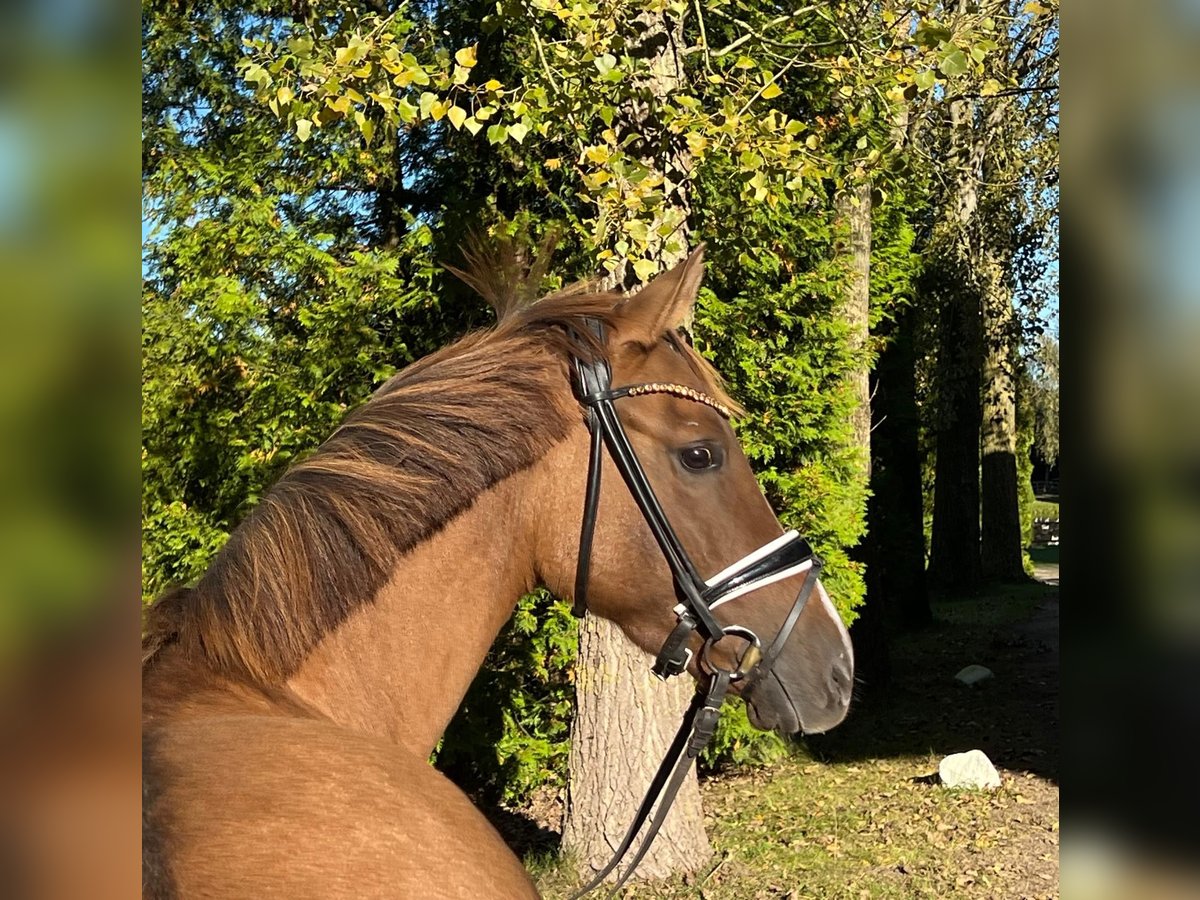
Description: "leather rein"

(567, 319), (823, 897)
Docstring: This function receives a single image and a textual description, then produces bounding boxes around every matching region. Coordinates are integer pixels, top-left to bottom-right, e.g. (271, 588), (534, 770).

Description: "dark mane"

(143, 250), (737, 684)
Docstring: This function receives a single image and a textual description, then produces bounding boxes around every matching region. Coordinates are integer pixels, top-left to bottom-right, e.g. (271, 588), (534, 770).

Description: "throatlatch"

(566, 319), (825, 895)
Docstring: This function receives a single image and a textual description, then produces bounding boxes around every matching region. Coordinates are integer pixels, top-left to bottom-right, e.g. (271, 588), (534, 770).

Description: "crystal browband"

(621, 382), (734, 420)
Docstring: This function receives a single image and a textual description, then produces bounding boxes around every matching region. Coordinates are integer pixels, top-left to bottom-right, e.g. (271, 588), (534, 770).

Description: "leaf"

(418, 91), (437, 119)
(761, 81), (783, 100)
(915, 69), (938, 91)
(939, 49), (969, 77)
(294, 118), (312, 142)
(739, 150), (763, 169)
(631, 258), (658, 282)
(464, 116), (483, 135)
(396, 98), (418, 123)
(486, 124), (508, 144)
(594, 53), (617, 76)
(455, 45), (478, 67)
(446, 105), (468, 130)
(484, 78), (502, 91)
(508, 121), (529, 143)
(276, 85), (294, 105)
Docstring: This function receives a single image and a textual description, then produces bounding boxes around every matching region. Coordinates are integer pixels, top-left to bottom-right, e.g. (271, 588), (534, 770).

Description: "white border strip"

(704, 530), (801, 587)
(708, 558), (814, 610)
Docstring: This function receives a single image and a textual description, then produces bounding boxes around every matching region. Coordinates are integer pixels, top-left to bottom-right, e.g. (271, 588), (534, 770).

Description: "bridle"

(567, 319), (824, 897)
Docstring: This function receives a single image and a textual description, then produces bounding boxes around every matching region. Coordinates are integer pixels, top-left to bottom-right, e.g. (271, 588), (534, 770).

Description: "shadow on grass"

(1029, 544), (1059, 566)
(803, 580), (1059, 784)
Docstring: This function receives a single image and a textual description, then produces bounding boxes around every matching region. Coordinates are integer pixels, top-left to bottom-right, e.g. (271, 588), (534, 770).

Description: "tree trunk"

(837, 183), (887, 683)
(926, 276), (983, 592)
(836, 183), (874, 480)
(926, 92), (986, 593)
(562, 11), (711, 883)
(562, 619), (710, 880)
(867, 300), (931, 627)
(979, 255), (1027, 581)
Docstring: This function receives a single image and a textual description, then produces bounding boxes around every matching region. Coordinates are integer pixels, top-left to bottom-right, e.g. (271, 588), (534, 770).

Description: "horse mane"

(143, 244), (735, 684)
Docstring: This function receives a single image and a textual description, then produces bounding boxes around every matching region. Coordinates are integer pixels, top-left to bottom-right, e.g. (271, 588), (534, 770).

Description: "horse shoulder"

(144, 672), (538, 899)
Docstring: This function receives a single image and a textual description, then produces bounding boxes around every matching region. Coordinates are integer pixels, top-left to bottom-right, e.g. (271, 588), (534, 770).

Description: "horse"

(142, 245), (854, 899)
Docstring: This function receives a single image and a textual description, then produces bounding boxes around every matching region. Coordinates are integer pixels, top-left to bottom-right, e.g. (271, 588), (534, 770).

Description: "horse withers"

(143, 246), (853, 898)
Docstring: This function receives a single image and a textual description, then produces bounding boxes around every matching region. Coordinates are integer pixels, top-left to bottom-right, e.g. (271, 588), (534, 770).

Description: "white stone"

(939, 749), (1002, 789)
(954, 664), (994, 685)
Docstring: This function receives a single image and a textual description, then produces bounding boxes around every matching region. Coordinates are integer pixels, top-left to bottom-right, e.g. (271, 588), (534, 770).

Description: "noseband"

(568, 319), (824, 896)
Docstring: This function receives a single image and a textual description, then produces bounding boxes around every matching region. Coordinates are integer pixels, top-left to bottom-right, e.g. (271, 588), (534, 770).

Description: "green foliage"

(435, 590), (578, 804)
(1016, 367), (1037, 575)
(701, 698), (788, 772)
(240, 1), (1006, 280)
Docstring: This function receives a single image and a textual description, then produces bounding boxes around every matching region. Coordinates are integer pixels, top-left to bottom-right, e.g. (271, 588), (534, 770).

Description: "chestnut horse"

(142, 247), (854, 899)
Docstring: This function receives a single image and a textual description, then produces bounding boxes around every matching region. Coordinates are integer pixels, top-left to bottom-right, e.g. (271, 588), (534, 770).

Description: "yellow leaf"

(295, 119), (312, 142)
(761, 81), (783, 100)
(430, 99), (451, 121)
(446, 105), (467, 129)
(276, 85), (294, 105)
(455, 45), (478, 67)
(485, 78), (502, 91)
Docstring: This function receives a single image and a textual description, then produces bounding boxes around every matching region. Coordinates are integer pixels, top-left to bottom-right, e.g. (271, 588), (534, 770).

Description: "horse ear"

(614, 244), (706, 345)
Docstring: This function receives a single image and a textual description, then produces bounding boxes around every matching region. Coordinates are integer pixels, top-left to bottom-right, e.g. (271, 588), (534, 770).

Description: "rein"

(567, 319), (824, 897)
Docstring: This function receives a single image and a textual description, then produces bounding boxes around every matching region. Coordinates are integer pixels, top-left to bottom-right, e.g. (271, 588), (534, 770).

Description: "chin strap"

(566, 670), (731, 900)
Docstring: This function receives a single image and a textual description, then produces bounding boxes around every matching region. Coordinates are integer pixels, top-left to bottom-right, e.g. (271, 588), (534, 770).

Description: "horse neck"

(285, 465), (546, 757)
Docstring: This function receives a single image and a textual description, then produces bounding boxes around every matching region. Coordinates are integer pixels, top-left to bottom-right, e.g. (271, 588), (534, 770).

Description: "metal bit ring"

(700, 625), (762, 682)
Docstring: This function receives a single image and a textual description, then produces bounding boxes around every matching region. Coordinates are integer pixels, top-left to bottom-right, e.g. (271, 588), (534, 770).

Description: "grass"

(1032, 500), (1059, 521)
(528, 581), (1060, 899)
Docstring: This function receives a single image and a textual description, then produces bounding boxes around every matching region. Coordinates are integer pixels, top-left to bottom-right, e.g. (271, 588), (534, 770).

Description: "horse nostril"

(829, 659), (852, 703)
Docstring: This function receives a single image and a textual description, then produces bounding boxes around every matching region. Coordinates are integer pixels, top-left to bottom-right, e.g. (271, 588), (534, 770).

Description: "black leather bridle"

(567, 319), (825, 897)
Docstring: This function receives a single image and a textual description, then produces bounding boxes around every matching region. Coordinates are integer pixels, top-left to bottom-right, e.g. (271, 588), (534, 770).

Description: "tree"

(916, 0), (1058, 589)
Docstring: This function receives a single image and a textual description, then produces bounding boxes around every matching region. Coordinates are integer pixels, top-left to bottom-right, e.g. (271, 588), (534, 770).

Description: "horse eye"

(680, 446), (714, 470)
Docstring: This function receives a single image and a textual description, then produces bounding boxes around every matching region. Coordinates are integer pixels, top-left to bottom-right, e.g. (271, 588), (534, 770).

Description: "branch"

(944, 81), (1057, 103)
(707, 5), (829, 58)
